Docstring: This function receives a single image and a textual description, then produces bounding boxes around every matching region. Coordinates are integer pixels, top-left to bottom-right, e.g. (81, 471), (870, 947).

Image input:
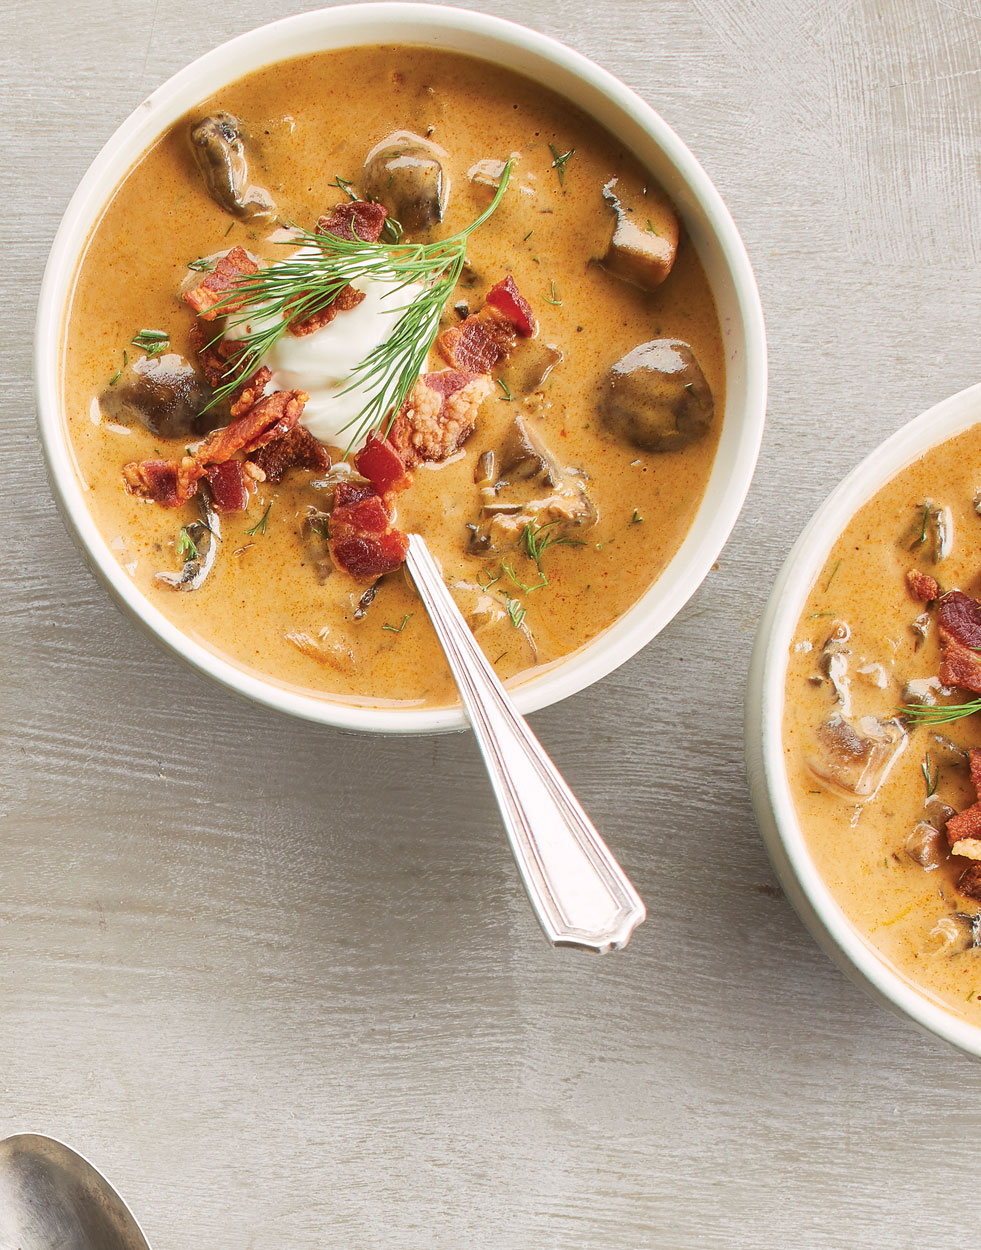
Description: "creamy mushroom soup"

(63, 46), (725, 709)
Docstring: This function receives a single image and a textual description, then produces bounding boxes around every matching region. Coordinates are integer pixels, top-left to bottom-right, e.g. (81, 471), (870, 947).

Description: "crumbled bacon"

(906, 568), (939, 602)
(938, 590), (981, 694)
(958, 863), (981, 901)
(124, 387), (308, 508)
(484, 274), (537, 336)
(946, 749), (981, 860)
(184, 246), (259, 320)
(289, 285), (365, 337)
(189, 320), (244, 389)
(437, 274), (535, 374)
(249, 425), (331, 483)
(316, 201), (388, 243)
(354, 434), (412, 496)
(122, 459), (183, 507)
(205, 460), (250, 512)
(388, 370), (494, 467)
(328, 480), (408, 582)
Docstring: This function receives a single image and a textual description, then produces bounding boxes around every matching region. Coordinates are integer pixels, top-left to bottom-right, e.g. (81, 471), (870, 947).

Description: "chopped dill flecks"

(548, 144), (575, 185)
(383, 614), (413, 633)
(505, 596), (527, 629)
(502, 559), (547, 593)
(245, 503), (272, 537)
(824, 558), (842, 592)
(521, 519), (584, 570)
(921, 752), (940, 797)
(131, 329), (170, 357)
(543, 280), (561, 306)
(176, 527), (199, 561)
(646, 218), (659, 235)
(497, 378), (513, 402)
(631, 509), (643, 524)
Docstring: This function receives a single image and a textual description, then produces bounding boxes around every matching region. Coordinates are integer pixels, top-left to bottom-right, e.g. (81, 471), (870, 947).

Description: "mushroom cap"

(601, 338), (714, 452)
(361, 130), (449, 232)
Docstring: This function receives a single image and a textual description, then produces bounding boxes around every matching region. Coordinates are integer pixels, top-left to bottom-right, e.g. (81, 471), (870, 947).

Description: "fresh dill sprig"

(205, 162), (514, 451)
(131, 329), (169, 356)
(901, 697), (981, 726)
(187, 257), (215, 272)
(245, 503), (272, 537)
(476, 568), (502, 590)
(548, 144), (575, 185)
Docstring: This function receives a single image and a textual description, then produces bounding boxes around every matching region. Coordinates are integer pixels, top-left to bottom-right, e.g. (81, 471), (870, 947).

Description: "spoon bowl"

(0, 1134), (150, 1250)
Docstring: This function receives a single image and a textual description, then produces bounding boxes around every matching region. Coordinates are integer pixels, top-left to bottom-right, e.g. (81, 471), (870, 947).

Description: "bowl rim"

(746, 380), (981, 1058)
(35, 1), (767, 735)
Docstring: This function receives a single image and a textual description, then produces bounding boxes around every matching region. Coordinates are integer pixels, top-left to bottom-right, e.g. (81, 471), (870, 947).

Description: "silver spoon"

(0, 1134), (150, 1250)
(406, 533), (646, 952)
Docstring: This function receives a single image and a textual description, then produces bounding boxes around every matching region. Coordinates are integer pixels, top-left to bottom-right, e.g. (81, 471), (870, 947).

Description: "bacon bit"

(184, 246), (259, 320)
(485, 274), (537, 336)
(289, 285), (365, 337)
(958, 863), (981, 900)
(328, 479), (408, 582)
(189, 320), (244, 388)
(938, 589), (981, 649)
(389, 369), (493, 467)
(122, 459), (183, 507)
(205, 460), (250, 512)
(229, 367), (273, 416)
(355, 434), (412, 495)
(936, 590), (981, 694)
(946, 748), (981, 859)
(316, 201), (388, 243)
(249, 425), (331, 483)
(437, 276), (535, 374)
(124, 388), (308, 508)
(907, 569), (939, 602)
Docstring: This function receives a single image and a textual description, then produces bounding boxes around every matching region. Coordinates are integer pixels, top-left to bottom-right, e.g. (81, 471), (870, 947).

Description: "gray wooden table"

(4, 0), (981, 1245)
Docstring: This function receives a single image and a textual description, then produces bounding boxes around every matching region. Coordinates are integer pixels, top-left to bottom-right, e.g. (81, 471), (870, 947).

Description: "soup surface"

(64, 46), (725, 709)
(785, 423), (981, 1026)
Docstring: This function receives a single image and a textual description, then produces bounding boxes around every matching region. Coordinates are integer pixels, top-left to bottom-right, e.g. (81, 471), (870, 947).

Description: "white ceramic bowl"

(35, 3), (767, 734)
(746, 382), (981, 1057)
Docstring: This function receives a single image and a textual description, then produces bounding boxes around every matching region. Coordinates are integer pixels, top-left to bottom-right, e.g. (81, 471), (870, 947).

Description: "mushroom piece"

(601, 338), (714, 453)
(469, 413), (596, 554)
(155, 489), (221, 592)
(189, 113), (276, 222)
(447, 578), (538, 678)
(361, 130), (449, 232)
(99, 353), (219, 440)
(497, 340), (563, 396)
(804, 713), (907, 800)
(598, 178), (679, 291)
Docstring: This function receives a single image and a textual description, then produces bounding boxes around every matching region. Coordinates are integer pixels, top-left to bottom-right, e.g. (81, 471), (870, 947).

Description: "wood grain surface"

(4, 0), (981, 1246)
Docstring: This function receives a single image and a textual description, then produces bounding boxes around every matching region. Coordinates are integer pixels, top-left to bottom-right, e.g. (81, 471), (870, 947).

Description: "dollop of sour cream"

(225, 268), (423, 446)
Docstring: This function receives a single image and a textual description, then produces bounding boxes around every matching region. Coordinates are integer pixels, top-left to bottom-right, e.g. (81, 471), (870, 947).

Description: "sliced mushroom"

(100, 353), (218, 440)
(361, 130), (449, 232)
(190, 113), (276, 222)
(906, 822), (947, 870)
(601, 338), (714, 453)
(469, 414), (596, 554)
(155, 489), (221, 592)
(498, 341), (563, 396)
(804, 713), (907, 800)
(598, 178), (679, 291)
(447, 578), (537, 678)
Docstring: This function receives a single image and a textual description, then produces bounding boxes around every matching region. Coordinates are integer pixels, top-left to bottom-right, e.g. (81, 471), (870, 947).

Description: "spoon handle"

(406, 534), (646, 952)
